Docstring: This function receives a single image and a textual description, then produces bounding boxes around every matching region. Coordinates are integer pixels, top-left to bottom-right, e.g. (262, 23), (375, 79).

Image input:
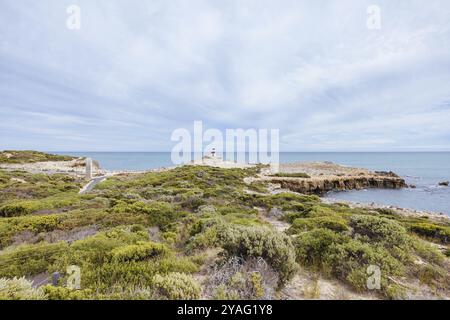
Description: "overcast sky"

(1, 0), (450, 151)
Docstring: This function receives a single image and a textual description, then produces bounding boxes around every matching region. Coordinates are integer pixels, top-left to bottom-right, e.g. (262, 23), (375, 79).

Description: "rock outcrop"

(258, 162), (407, 195)
(270, 175), (406, 195)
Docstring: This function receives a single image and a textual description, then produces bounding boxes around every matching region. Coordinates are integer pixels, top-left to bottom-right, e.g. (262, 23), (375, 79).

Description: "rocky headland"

(250, 161), (407, 195)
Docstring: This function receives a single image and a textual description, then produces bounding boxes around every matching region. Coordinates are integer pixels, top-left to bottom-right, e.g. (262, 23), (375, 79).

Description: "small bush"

(42, 286), (93, 300)
(14, 215), (61, 233)
(205, 256), (278, 300)
(411, 238), (445, 265)
(0, 196), (80, 217)
(417, 264), (449, 291)
(152, 273), (200, 300)
(0, 242), (68, 278)
(295, 228), (346, 269)
(445, 248), (450, 257)
(324, 239), (405, 293)
(0, 215), (62, 248)
(0, 277), (46, 300)
(295, 228), (406, 297)
(349, 215), (411, 249)
(0, 150), (74, 164)
(288, 216), (348, 234)
(112, 201), (182, 230)
(110, 242), (169, 262)
(60, 227), (149, 265)
(408, 222), (450, 244)
(270, 172), (311, 178)
(218, 225), (297, 286)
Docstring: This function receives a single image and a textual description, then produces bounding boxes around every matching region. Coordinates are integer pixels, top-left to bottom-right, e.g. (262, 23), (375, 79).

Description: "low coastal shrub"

(445, 249), (450, 257)
(0, 214), (62, 248)
(294, 228), (346, 269)
(349, 215), (411, 250)
(288, 216), (349, 234)
(0, 195), (80, 217)
(110, 242), (169, 262)
(0, 171), (82, 205)
(411, 238), (445, 265)
(112, 201), (182, 230)
(205, 256), (279, 300)
(324, 239), (405, 294)
(0, 277), (46, 300)
(408, 222), (450, 244)
(58, 227), (149, 265)
(248, 193), (319, 212)
(152, 272), (200, 300)
(187, 223), (221, 251)
(0, 150), (74, 164)
(42, 286), (93, 300)
(0, 242), (68, 278)
(217, 225), (297, 286)
(417, 264), (450, 291)
(270, 172), (311, 178)
(294, 227), (407, 297)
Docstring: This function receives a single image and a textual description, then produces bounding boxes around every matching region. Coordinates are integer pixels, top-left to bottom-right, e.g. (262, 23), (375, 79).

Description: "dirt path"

(78, 176), (107, 194)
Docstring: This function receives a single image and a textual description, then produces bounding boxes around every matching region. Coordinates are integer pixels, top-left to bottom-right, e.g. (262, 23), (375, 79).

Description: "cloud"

(0, 0), (449, 151)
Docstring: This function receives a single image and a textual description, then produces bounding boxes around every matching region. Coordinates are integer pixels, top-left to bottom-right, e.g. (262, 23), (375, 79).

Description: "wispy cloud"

(1, 0), (449, 151)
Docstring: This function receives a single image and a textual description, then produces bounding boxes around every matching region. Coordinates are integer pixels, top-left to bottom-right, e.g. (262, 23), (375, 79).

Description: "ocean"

(54, 152), (450, 215)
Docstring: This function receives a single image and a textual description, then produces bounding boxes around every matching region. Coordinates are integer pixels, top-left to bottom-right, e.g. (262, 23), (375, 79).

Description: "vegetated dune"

(0, 152), (449, 300)
(0, 151), (100, 176)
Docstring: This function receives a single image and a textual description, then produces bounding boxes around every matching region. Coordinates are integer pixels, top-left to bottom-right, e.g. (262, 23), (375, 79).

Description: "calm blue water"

(54, 152), (450, 215)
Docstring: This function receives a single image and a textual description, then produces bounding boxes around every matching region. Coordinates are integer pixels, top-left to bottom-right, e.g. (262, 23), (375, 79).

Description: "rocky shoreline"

(322, 197), (450, 223)
(256, 161), (407, 195)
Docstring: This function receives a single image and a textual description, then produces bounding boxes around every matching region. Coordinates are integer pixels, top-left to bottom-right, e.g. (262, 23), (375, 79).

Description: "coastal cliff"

(259, 162), (407, 195)
(270, 174), (406, 195)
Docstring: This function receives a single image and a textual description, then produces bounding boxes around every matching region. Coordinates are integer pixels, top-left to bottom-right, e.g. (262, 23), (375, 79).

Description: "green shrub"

(218, 225), (297, 286)
(154, 257), (201, 274)
(295, 228), (346, 269)
(0, 151), (74, 164)
(152, 272), (200, 300)
(411, 238), (445, 265)
(188, 225), (220, 251)
(161, 231), (178, 244)
(14, 215), (61, 233)
(288, 216), (348, 234)
(80, 261), (159, 291)
(0, 195), (80, 217)
(324, 239), (405, 293)
(417, 264), (449, 291)
(61, 227), (149, 265)
(295, 227), (407, 297)
(0, 242), (68, 278)
(205, 257), (279, 300)
(42, 286), (93, 300)
(110, 242), (169, 262)
(349, 215), (411, 249)
(270, 172), (311, 178)
(0, 277), (46, 300)
(408, 222), (450, 244)
(112, 201), (182, 230)
(445, 248), (450, 257)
